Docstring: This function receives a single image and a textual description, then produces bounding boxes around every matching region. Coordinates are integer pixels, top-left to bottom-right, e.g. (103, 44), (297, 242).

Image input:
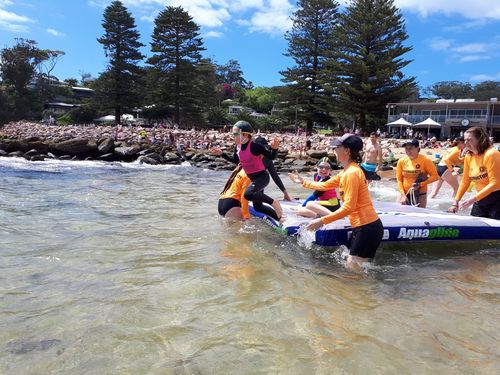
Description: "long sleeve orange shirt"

(396, 154), (439, 194)
(441, 146), (464, 172)
(219, 170), (251, 219)
(302, 162), (379, 227)
(455, 147), (500, 202)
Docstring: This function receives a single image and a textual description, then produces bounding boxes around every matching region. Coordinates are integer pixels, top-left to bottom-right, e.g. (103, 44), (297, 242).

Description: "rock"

(30, 154), (45, 161)
(144, 152), (163, 162)
(59, 155), (72, 160)
(52, 138), (97, 155)
(306, 149), (328, 159)
(0, 149), (7, 157)
(8, 151), (24, 157)
(184, 151), (195, 160)
(114, 144), (141, 157)
(24, 149), (40, 157)
(139, 156), (159, 165)
(97, 153), (115, 161)
(138, 148), (154, 156)
(164, 152), (181, 162)
(97, 137), (114, 154)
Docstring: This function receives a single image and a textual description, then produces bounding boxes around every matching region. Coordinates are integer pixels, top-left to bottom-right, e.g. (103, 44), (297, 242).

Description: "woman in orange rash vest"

(289, 134), (383, 270)
(448, 127), (500, 219)
(218, 165), (251, 221)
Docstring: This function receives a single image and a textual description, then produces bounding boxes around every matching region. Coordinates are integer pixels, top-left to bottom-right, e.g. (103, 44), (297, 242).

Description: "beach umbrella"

(413, 117), (441, 138)
(387, 117), (412, 135)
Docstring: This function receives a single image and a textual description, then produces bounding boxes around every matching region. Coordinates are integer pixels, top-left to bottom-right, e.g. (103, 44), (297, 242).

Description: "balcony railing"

(387, 115), (490, 124)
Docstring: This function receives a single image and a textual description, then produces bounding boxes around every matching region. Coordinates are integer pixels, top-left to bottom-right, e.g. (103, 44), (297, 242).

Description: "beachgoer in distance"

(218, 165), (251, 220)
(211, 121), (283, 220)
(289, 134), (384, 270)
(294, 157), (340, 218)
(360, 132), (383, 181)
(429, 136), (466, 199)
(396, 139), (439, 208)
(448, 127), (500, 219)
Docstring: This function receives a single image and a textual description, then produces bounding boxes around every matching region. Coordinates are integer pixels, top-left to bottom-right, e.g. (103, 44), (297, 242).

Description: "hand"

(447, 204), (458, 213)
(270, 137), (280, 150)
(399, 194), (408, 204)
(211, 147), (222, 156)
(460, 196), (477, 210)
(288, 171), (303, 184)
(283, 190), (292, 201)
(306, 218), (324, 231)
(410, 182), (420, 191)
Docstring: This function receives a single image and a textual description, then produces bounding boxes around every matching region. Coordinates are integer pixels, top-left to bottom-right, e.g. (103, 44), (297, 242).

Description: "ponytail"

(220, 165), (243, 195)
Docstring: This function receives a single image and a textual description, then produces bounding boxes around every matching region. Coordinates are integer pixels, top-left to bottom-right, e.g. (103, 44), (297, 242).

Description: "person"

(295, 157), (340, 218)
(289, 134), (384, 270)
(360, 132), (383, 181)
(218, 165), (251, 220)
(448, 127), (500, 219)
(212, 121), (283, 220)
(429, 136), (466, 199)
(396, 139), (439, 208)
(254, 136), (292, 201)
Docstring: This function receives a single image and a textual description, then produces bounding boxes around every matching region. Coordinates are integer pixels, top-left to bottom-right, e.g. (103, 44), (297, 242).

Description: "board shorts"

(471, 190), (500, 220)
(218, 198), (241, 216)
(436, 165), (448, 177)
(360, 163), (381, 181)
(348, 218), (384, 259)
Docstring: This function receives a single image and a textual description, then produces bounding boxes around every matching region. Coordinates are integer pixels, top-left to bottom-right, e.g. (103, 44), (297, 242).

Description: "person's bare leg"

(442, 170), (460, 197)
(346, 255), (370, 271)
(224, 207), (244, 221)
(305, 202), (335, 217)
(419, 194), (428, 208)
(297, 207), (318, 218)
(271, 199), (283, 219)
(429, 178), (443, 199)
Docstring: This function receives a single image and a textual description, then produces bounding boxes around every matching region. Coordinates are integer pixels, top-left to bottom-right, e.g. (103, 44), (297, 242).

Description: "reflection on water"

(0, 158), (499, 374)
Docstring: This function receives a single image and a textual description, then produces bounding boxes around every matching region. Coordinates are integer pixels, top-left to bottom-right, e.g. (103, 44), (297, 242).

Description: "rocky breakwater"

(0, 128), (333, 173)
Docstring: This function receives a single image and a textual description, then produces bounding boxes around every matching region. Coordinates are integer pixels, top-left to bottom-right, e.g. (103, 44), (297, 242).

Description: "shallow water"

(0, 157), (499, 374)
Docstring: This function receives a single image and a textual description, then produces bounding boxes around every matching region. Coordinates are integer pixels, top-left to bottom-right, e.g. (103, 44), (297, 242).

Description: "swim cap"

(317, 157), (333, 168)
(234, 120), (253, 134)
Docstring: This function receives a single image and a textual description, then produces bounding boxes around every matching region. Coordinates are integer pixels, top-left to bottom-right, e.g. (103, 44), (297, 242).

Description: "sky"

(0, 0), (499, 90)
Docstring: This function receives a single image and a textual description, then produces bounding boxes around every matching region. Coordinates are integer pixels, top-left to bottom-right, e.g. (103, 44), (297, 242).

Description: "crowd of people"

(215, 121), (500, 271)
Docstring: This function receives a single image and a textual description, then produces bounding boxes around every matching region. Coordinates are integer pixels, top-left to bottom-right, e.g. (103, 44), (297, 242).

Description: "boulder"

(306, 149), (328, 159)
(24, 149), (40, 157)
(163, 152), (181, 162)
(0, 149), (7, 157)
(52, 138), (97, 155)
(114, 144), (141, 157)
(30, 154), (45, 161)
(139, 156), (159, 165)
(97, 138), (114, 154)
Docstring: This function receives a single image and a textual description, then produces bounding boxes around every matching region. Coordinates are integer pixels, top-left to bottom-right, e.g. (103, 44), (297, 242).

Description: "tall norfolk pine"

(97, 0), (144, 124)
(148, 6), (205, 126)
(281, 0), (339, 134)
(335, 0), (415, 130)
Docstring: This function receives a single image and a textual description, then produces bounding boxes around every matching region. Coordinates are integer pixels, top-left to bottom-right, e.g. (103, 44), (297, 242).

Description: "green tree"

(243, 87), (277, 113)
(430, 81), (473, 99)
(473, 81), (500, 101)
(281, 0), (339, 133)
(97, 0), (144, 124)
(148, 6), (205, 126)
(216, 59), (247, 100)
(335, 0), (415, 130)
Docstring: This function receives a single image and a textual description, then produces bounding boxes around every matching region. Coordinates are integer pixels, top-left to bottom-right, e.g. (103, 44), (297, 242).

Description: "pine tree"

(97, 0), (144, 124)
(335, 0), (415, 130)
(148, 6), (205, 126)
(281, 0), (339, 134)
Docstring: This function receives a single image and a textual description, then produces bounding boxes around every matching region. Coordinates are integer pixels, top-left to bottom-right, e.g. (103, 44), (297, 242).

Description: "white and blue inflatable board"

(249, 200), (500, 247)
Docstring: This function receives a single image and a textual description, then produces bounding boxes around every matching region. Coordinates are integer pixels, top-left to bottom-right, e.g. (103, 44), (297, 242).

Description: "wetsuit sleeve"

(475, 150), (500, 202)
(302, 193), (318, 207)
(443, 148), (459, 171)
(396, 159), (405, 194)
(264, 158), (286, 192)
(321, 173), (359, 225)
(455, 155), (471, 201)
(302, 173), (340, 191)
(221, 146), (239, 164)
(250, 142), (277, 160)
(240, 177), (251, 219)
(420, 158), (439, 189)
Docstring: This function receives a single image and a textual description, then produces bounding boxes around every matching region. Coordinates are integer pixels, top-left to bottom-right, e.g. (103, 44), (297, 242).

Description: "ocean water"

(0, 157), (499, 374)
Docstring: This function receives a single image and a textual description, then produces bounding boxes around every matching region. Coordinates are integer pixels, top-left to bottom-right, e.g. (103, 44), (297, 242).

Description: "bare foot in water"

(271, 199), (283, 220)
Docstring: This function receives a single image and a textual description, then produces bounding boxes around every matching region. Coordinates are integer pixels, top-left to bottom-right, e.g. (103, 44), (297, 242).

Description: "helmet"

(317, 156), (333, 168)
(234, 120), (253, 134)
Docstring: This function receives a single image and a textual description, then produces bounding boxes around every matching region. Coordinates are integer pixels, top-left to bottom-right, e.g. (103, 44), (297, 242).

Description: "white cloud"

(239, 0), (294, 35)
(395, 0), (500, 20)
(452, 43), (490, 54)
(429, 37), (453, 51)
(458, 55), (492, 63)
(0, 6), (34, 33)
(204, 30), (223, 38)
(47, 28), (65, 37)
(470, 72), (500, 81)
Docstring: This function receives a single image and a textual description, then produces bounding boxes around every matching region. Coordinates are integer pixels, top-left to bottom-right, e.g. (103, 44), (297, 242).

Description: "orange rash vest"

(396, 153), (439, 194)
(442, 146), (464, 172)
(219, 169), (251, 219)
(455, 146), (500, 202)
(302, 162), (379, 227)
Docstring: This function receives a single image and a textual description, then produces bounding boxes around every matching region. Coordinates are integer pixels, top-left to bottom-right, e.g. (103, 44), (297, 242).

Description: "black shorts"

(360, 166), (381, 181)
(436, 165), (449, 177)
(324, 203), (341, 212)
(470, 190), (500, 220)
(348, 218), (384, 259)
(218, 198), (241, 216)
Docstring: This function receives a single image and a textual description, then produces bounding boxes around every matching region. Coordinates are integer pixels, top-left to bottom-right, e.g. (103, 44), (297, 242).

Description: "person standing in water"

(429, 136), (466, 199)
(218, 165), (251, 221)
(212, 121), (283, 220)
(448, 127), (500, 219)
(360, 132), (383, 181)
(289, 134), (383, 270)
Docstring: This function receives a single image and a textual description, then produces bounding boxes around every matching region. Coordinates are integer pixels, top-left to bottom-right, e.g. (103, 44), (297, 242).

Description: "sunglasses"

(317, 165), (331, 170)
